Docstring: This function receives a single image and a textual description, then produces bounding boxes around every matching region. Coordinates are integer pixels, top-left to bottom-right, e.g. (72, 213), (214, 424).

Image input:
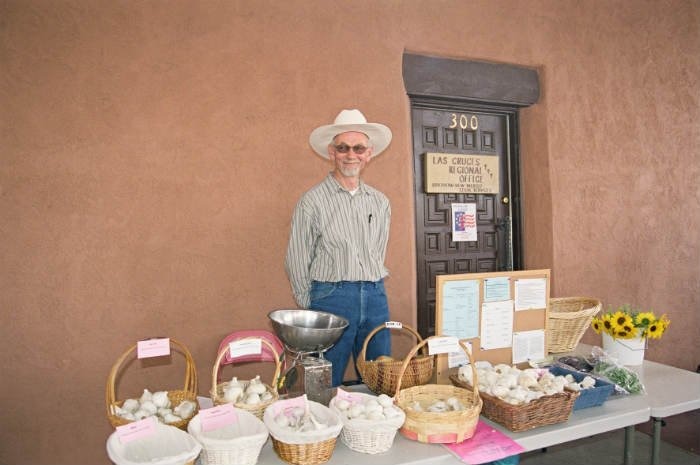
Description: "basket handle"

(105, 338), (198, 417)
(358, 322), (427, 364)
(210, 337), (281, 403)
(393, 336), (479, 399)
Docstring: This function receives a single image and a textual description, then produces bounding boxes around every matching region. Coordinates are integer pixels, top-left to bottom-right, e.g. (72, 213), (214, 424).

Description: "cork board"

(434, 269), (550, 383)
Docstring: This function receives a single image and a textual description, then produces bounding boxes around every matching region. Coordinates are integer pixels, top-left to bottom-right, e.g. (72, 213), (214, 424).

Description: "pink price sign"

(137, 338), (171, 359)
(200, 403), (239, 432)
(116, 417), (157, 444)
(273, 394), (307, 416)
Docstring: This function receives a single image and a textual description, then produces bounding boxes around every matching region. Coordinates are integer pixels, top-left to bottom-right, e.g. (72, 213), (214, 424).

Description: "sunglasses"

(333, 143), (369, 155)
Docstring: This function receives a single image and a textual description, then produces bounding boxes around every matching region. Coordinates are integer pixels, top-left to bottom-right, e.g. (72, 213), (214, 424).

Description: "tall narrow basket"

(394, 337), (482, 444)
(357, 323), (433, 396)
(547, 297), (602, 353)
(106, 338), (199, 430)
(211, 337), (281, 419)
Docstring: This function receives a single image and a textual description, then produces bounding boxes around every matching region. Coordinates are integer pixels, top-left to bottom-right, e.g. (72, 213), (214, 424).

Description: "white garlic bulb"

(122, 398), (140, 413)
(224, 385), (243, 403)
(244, 392), (261, 405)
(335, 399), (350, 410)
(376, 394), (393, 408)
(163, 413), (182, 424)
(173, 400), (196, 419)
(152, 391), (171, 408)
(245, 376), (267, 395)
(139, 389), (153, 404)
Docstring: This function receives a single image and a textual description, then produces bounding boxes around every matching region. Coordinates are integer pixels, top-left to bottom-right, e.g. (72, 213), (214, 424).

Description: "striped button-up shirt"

(285, 173), (391, 308)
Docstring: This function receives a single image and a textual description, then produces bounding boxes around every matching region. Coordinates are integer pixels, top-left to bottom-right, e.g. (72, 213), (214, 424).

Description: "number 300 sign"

(449, 113), (479, 130)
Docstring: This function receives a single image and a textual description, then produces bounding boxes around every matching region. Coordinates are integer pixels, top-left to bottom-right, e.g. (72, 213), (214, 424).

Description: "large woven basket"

(187, 408), (269, 465)
(395, 337), (482, 444)
(357, 323), (433, 396)
(450, 374), (579, 432)
(106, 338), (199, 430)
(211, 337), (281, 420)
(547, 297), (602, 353)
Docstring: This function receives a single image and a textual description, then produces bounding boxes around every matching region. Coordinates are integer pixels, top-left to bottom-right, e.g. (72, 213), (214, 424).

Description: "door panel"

(412, 105), (520, 337)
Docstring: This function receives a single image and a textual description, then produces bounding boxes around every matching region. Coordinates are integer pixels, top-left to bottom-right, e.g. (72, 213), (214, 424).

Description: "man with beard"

(285, 109), (393, 387)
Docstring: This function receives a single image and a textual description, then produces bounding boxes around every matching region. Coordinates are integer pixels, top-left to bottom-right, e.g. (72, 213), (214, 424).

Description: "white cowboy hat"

(309, 109), (392, 159)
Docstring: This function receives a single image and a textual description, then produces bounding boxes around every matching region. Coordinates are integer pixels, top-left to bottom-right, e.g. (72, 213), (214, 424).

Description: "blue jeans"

(309, 280), (391, 387)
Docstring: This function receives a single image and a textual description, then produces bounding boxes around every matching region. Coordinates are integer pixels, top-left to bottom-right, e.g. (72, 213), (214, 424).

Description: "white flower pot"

(602, 332), (646, 366)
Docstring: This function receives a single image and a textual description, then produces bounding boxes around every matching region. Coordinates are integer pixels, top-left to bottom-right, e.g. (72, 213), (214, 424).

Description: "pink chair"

(215, 329), (286, 383)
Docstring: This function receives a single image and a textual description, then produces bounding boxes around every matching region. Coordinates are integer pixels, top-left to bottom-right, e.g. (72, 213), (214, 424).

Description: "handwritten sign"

(272, 394), (307, 416)
(116, 417), (157, 444)
(229, 338), (262, 358)
(200, 403), (238, 432)
(428, 336), (460, 355)
(137, 338), (170, 359)
(425, 153), (499, 194)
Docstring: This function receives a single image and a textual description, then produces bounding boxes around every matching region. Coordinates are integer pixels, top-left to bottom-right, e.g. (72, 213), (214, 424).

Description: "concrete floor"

(520, 411), (700, 465)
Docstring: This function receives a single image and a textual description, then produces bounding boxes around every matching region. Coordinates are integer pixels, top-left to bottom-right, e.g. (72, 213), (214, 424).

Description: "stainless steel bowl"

(268, 309), (349, 353)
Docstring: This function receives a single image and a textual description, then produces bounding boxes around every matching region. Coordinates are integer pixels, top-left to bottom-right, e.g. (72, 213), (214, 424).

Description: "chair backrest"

(217, 329), (285, 366)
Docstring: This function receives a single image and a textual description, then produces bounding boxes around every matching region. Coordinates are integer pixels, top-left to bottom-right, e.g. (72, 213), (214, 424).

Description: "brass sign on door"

(424, 153), (500, 194)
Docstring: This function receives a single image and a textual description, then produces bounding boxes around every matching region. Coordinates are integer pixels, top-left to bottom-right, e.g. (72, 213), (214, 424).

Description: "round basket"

(547, 297), (602, 353)
(106, 338), (199, 430)
(263, 399), (343, 465)
(107, 422), (202, 465)
(211, 337), (281, 420)
(187, 408), (269, 465)
(394, 337), (482, 444)
(356, 323), (433, 396)
(329, 391), (405, 454)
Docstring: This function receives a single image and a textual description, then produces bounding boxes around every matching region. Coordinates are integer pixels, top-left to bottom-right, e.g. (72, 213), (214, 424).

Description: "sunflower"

(635, 312), (656, 327)
(646, 314), (670, 339)
(610, 311), (635, 334)
(591, 317), (604, 334)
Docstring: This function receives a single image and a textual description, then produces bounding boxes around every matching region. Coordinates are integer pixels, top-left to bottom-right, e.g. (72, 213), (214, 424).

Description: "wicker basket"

(547, 297), (602, 353)
(450, 374), (579, 432)
(263, 399), (343, 465)
(329, 391), (405, 454)
(394, 337), (482, 444)
(210, 337), (281, 420)
(107, 422), (202, 465)
(106, 338), (199, 430)
(187, 408), (269, 465)
(357, 323), (433, 396)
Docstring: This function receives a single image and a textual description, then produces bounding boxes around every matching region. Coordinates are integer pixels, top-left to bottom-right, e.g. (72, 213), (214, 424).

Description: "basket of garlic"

(106, 338), (199, 430)
(394, 337), (482, 444)
(210, 337), (281, 420)
(329, 389), (406, 454)
(263, 395), (343, 465)
(187, 407), (269, 465)
(449, 361), (580, 432)
(357, 322), (433, 396)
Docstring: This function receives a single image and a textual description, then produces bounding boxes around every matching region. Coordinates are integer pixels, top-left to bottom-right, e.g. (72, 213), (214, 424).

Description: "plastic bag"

(587, 346), (645, 395)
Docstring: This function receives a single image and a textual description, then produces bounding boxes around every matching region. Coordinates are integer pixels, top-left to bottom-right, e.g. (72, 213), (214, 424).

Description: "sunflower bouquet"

(591, 304), (670, 340)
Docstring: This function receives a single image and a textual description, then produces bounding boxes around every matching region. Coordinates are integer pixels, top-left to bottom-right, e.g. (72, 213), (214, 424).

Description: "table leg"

(624, 425), (635, 465)
(651, 417), (662, 465)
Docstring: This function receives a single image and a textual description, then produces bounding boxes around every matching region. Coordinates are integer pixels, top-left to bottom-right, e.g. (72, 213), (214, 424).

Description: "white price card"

(428, 336), (460, 355)
(385, 321), (403, 329)
(137, 338), (170, 359)
(229, 338), (262, 358)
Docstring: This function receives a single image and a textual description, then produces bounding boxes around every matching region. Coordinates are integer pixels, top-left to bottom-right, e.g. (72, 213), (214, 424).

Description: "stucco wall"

(1, 1), (698, 464)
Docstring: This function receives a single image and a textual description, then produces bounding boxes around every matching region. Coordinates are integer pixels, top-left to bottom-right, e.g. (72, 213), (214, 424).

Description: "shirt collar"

(325, 172), (367, 195)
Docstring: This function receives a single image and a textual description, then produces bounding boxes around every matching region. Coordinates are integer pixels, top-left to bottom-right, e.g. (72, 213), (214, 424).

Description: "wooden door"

(411, 101), (522, 337)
